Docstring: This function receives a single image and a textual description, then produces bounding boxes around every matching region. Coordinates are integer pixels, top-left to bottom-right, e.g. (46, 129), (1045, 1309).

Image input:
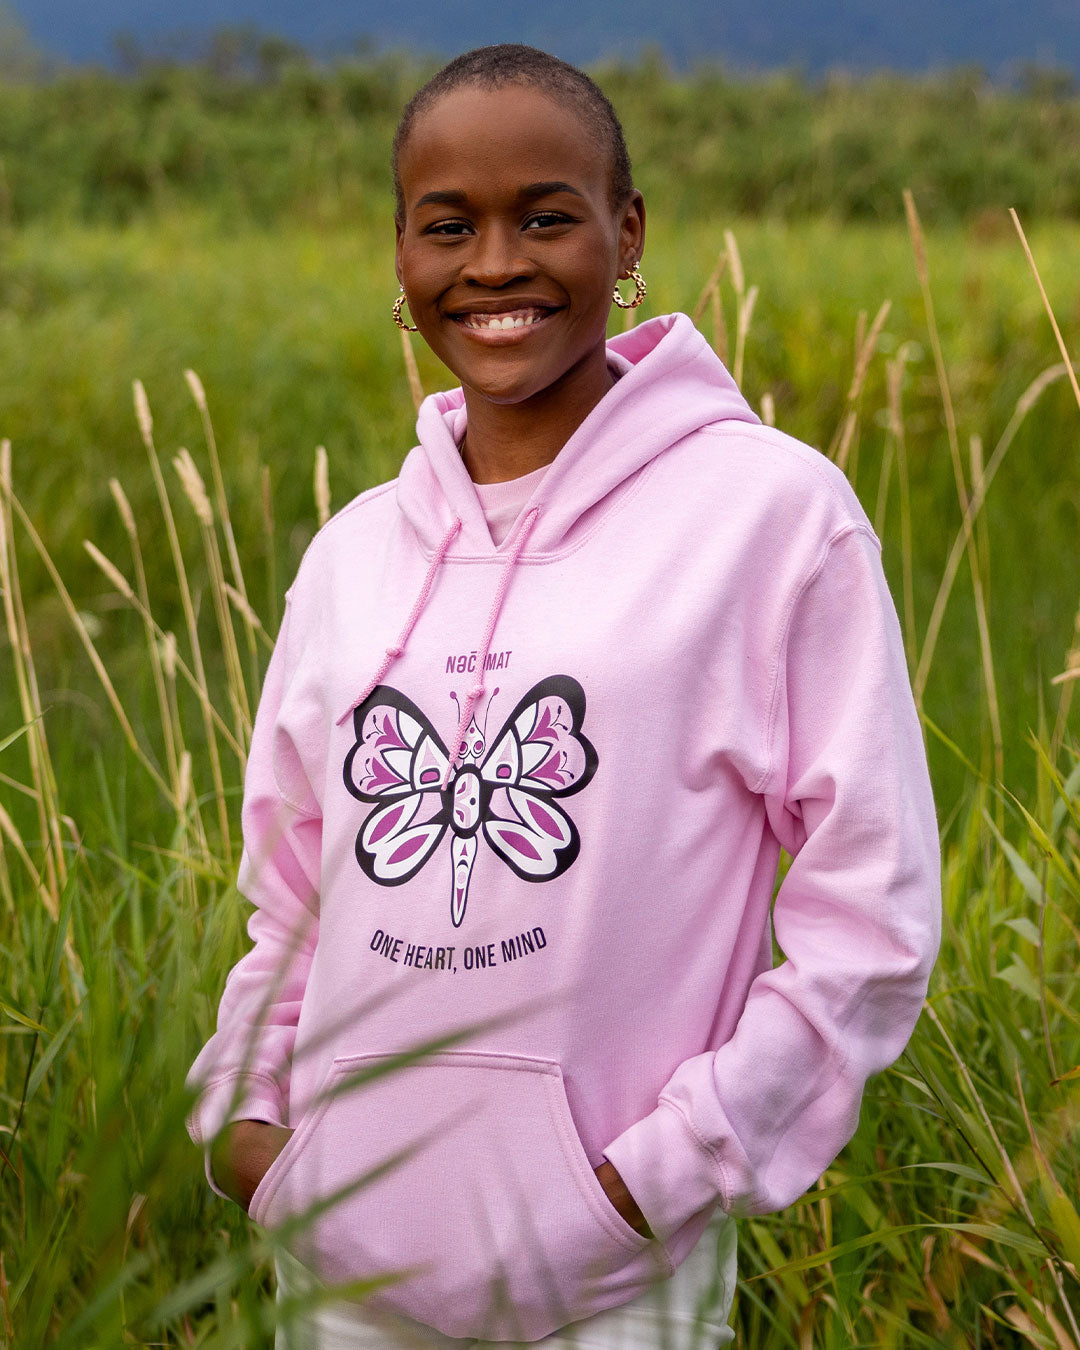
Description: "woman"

(186, 44), (941, 1349)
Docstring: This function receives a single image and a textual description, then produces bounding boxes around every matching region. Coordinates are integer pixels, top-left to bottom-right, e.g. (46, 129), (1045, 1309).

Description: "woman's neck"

(459, 356), (618, 485)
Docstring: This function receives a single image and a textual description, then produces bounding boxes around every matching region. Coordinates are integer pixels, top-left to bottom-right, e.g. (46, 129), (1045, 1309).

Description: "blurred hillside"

(10, 0), (1080, 77)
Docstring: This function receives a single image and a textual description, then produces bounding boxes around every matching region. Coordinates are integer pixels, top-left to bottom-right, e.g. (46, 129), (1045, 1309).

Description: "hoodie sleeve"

(185, 596), (322, 1198)
(602, 524), (941, 1241)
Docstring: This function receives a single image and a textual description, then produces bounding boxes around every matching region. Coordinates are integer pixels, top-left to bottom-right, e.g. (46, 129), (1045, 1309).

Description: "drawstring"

(440, 506), (540, 787)
(334, 517), (463, 727)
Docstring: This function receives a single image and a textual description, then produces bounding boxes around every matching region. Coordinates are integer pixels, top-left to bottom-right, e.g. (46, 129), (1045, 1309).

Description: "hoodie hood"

(396, 312), (760, 558)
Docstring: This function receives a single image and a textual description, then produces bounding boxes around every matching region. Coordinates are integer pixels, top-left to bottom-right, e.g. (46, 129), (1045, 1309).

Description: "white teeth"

(463, 309), (545, 330)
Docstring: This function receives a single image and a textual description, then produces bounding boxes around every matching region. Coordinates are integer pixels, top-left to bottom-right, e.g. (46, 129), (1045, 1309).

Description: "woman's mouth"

(453, 306), (556, 335)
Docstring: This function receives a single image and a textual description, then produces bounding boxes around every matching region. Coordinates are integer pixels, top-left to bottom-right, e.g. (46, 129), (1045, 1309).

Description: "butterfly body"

(344, 676), (598, 928)
(451, 766), (485, 836)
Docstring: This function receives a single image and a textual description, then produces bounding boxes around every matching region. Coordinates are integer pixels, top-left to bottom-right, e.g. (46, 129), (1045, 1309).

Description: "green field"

(1, 57), (1079, 1349)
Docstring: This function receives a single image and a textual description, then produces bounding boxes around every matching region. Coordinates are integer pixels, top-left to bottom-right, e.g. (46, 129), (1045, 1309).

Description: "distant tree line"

(1, 28), (1079, 225)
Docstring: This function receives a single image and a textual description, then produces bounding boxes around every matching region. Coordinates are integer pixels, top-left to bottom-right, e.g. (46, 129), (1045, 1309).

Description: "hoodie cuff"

(602, 1100), (727, 1244)
(186, 1073), (285, 1200)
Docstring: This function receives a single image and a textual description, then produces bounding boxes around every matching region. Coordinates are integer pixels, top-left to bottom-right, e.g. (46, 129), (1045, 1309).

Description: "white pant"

(273, 1211), (737, 1350)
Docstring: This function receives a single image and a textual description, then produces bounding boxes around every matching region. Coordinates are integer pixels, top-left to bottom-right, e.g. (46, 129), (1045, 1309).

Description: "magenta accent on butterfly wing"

(514, 695), (590, 793)
(480, 721), (521, 786)
(360, 792), (447, 883)
(484, 787), (576, 878)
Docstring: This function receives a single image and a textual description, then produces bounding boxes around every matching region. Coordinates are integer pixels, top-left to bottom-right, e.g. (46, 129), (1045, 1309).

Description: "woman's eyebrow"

(414, 189), (469, 209)
(519, 181), (586, 201)
(413, 181), (586, 211)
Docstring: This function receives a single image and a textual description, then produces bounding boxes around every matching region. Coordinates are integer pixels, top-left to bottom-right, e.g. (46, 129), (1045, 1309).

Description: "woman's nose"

(460, 225), (536, 287)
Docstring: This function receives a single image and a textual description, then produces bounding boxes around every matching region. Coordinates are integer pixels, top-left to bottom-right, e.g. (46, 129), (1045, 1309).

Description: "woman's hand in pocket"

(211, 1119), (294, 1212)
(594, 1159), (654, 1239)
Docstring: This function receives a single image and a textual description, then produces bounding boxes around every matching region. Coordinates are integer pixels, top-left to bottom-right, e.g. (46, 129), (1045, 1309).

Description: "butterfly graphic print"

(343, 676), (598, 928)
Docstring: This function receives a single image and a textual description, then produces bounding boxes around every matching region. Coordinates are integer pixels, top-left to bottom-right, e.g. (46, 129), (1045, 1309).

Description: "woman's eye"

(524, 211), (571, 230)
(425, 220), (472, 236)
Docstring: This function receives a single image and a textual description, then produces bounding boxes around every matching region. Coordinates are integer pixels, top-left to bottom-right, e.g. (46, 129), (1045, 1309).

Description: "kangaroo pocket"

(248, 1049), (674, 1342)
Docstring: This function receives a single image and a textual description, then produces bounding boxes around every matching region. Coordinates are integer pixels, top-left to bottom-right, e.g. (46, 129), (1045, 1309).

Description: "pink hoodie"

(186, 313), (941, 1341)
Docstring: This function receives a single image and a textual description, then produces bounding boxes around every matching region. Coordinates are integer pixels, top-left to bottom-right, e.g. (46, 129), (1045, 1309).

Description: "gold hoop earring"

(393, 285), (418, 332)
(612, 264), (646, 310)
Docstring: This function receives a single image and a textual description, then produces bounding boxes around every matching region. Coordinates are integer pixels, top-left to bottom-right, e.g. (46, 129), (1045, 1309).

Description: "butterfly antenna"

(480, 687), (500, 737)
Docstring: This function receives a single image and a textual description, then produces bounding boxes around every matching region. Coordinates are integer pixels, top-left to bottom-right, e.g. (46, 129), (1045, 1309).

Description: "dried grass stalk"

(914, 364), (1067, 706)
(314, 446), (331, 528)
(0, 472), (174, 804)
(0, 441), (64, 904)
(109, 476), (181, 797)
(135, 382), (233, 856)
(400, 325), (425, 413)
(905, 191), (1002, 783)
(1010, 210), (1080, 753)
(184, 367), (260, 689)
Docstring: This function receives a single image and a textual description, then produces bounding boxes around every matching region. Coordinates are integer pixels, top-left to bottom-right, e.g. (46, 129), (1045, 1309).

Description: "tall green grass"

(1, 211), (1078, 1345)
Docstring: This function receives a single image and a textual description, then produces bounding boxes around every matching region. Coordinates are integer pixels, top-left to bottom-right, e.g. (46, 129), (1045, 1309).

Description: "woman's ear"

(394, 221), (404, 286)
(618, 191), (646, 276)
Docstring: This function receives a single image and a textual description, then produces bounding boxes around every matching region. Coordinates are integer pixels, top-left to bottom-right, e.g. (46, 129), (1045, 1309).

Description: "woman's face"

(395, 83), (645, 416)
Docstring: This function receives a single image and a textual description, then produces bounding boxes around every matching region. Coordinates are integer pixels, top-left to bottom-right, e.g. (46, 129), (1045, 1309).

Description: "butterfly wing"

(480, 676), (597, 881)
(483, 787), (580, 879)
(344, 685), (451, 800)
(358, 791), (448, 886)
(481, 675), (598, 797)
(343, 686), (450, 885)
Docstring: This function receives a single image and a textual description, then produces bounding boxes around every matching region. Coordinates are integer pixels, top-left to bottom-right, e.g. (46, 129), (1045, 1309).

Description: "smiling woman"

(184, 42), (941, 1350)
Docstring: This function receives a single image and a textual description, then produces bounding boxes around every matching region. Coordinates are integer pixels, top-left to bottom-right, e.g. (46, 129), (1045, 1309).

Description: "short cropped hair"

(392, 44), (634, 221)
